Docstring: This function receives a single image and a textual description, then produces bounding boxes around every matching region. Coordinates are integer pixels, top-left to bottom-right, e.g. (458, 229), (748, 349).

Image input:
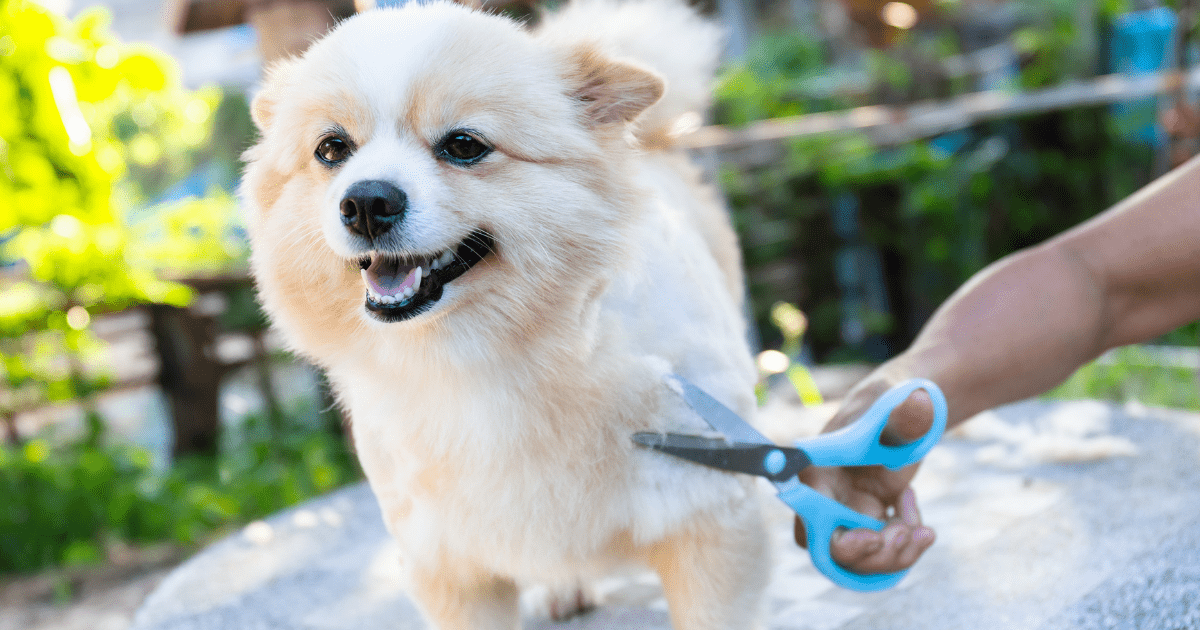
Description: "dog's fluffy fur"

(242, 1), (769, 627)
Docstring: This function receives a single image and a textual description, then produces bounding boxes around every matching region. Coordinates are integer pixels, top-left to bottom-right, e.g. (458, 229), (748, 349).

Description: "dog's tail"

(536, 0), (724, 149)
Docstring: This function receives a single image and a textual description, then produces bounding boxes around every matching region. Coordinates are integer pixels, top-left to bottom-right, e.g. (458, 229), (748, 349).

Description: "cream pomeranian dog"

(241, 0), (770, 627)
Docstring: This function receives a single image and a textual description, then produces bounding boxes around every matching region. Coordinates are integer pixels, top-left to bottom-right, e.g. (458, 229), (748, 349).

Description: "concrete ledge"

(133, 399), (1200, 630)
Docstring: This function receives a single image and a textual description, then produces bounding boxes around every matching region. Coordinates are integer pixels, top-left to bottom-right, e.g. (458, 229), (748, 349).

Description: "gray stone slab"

(132, 399), (1200, 630)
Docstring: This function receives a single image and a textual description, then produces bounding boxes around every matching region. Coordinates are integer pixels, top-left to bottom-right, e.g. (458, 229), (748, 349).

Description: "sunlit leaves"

(0, 0), (228, 421)
(127, 193), (247, 279)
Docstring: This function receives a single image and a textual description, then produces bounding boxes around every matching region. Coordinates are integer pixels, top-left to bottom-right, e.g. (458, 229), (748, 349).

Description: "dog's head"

(241, 2), (664, 357)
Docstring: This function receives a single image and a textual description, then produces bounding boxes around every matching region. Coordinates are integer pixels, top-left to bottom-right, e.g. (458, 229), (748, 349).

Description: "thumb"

(881, 389), (935, 446)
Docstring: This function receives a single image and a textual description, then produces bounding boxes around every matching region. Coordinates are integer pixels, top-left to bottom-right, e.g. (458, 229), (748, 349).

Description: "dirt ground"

(0, 546), (183, 630)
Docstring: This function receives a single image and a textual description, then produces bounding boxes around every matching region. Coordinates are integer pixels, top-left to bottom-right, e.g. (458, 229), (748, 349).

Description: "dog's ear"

(250, 58), (299, 131)
(568, 47), (665, 126)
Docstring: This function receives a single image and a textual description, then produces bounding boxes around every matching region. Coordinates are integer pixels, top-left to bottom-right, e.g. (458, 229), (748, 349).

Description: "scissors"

(633, 374), (947, 592)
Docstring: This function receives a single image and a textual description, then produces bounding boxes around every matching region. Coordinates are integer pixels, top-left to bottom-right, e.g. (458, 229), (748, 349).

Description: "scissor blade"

(670, 374), (772, 445)
(632, 432), (811, 482)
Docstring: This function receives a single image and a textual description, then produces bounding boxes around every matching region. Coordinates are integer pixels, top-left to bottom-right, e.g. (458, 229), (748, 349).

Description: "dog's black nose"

(340, 180), (407, 240)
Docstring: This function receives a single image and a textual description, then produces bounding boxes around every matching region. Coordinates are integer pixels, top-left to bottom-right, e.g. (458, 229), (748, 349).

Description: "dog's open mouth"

(358, 229), (495, 322)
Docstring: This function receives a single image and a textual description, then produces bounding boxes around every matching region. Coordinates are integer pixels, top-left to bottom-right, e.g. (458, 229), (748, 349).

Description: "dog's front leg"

(408, 563), (520, 630)
(645, 501), (770, 630)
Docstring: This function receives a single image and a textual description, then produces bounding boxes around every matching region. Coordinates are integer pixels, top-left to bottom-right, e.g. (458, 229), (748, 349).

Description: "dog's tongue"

(364, 255), (419, 297)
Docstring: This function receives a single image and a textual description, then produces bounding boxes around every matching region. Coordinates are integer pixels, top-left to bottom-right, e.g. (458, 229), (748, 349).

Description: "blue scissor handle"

(777, 482), (903, 591)
(782, 379), (947, 591)
(795, 378), (948, 470)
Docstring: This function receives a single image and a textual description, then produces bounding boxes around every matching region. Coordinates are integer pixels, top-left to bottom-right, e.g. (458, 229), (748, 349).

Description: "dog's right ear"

(250, 58), (299, 131)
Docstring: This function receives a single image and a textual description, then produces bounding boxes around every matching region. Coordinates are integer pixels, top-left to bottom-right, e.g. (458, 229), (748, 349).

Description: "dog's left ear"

(568, 48), (665, 127)
(250, 58), (299, 132)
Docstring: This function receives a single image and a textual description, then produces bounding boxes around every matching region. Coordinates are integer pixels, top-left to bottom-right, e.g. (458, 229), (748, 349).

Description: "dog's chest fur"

(335, 319), (752, 579)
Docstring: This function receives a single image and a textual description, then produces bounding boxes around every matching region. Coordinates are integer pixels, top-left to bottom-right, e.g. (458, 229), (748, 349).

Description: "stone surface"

(132, 399), (1200, 630)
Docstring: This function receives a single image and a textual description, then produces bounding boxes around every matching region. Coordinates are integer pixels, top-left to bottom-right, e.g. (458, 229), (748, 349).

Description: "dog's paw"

(521, 583), (597, 622)
(549, 586), (596, 621)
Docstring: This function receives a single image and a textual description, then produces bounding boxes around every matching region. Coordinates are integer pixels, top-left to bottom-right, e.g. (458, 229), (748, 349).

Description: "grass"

(1045, 345), (1200, 412)
(0, 408), (360, 575)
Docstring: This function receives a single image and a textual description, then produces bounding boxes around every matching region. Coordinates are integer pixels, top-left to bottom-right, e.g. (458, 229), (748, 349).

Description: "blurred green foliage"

(0, 408), (359, 573)
(126, 192), (248, 278)
(0, 0), (220, 292)
(0, 1), (292, 576)
(714, 0), (1161, 360)
(1047, 345), (1200, 411)
(0, 0), (244, 436)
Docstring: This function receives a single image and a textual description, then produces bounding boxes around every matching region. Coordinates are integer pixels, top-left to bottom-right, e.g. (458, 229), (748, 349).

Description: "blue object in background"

(830, 194), (892, 361)
(1109, 5), (1178, 145)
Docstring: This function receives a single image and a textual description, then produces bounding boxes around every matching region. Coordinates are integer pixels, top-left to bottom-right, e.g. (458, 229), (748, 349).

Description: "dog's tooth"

(360, 269), (370, 285)
(439, 251), (455, 267)
(414, 266), (423, 290)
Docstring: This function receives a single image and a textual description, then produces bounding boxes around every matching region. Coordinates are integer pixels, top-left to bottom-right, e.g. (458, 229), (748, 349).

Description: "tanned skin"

(799, 154), (1200, 574)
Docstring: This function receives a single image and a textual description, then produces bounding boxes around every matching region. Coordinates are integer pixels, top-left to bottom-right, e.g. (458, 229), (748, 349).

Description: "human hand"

(795, 385), (937, 574)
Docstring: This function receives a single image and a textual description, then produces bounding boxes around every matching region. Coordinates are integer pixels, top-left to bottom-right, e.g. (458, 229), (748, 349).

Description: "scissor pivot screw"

(764, 449), (787, 475)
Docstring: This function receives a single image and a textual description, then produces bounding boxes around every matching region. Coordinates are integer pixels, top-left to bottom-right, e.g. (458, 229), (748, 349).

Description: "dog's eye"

(436, 132), (491, 165)
(315, 135), (352, 166)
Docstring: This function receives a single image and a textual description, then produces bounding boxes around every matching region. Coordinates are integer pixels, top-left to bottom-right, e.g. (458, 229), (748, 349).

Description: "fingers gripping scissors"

(633, 375), (947, 592)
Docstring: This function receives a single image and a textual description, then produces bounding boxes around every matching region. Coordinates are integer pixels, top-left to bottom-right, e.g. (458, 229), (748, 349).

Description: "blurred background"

(1, 0), (1198, 627)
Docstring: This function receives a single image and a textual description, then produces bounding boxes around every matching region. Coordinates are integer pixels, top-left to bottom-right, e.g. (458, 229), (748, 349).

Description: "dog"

(241, 0), (769, 627)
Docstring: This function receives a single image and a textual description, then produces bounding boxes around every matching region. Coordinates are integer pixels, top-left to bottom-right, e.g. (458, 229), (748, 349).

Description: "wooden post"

(170, 0), (357, 61)
(246, 0), (343, 63)
(2, 412), (18, 446)
(250, 329), (284, 434)
(1164, 0), (1200, 168)
(148, 303), (226, 459)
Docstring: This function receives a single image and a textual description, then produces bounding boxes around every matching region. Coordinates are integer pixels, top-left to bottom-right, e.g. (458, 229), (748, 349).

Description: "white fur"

(242, 1), (771, 628)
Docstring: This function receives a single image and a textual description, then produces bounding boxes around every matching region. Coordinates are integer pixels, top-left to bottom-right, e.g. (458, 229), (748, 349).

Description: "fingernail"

(900, 488), (920, 527)
(840, 530), (883, 554)
(883, 526), (908, 549)
(914, 527), (936, 546)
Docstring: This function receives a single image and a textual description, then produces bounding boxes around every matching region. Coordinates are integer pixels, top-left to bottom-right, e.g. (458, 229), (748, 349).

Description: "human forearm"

(868, 242), (1109, 427)
(849, 154), (1200, 431)
(803, 149), (1200, 578)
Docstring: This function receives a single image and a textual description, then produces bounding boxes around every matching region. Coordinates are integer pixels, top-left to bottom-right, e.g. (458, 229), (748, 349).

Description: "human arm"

(801, 153), (1200, 573)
